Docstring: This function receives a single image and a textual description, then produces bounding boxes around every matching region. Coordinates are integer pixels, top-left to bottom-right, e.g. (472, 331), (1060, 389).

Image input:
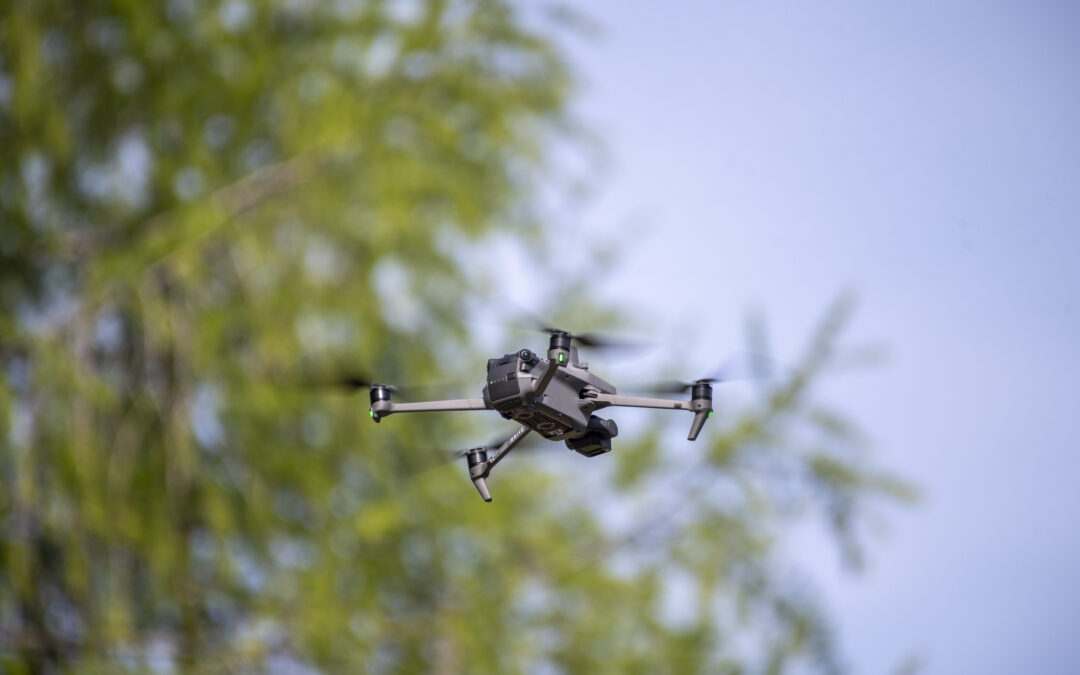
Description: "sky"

(550, 1), (1080, 673)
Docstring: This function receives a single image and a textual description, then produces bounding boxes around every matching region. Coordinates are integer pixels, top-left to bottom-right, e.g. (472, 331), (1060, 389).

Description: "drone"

(359, 327), (733, 502)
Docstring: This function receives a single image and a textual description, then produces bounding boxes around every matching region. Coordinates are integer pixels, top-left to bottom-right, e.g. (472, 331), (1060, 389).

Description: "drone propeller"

(448, 434), (517, 460)
(372, 433), (522, 481)
(640, 379), (714, 395)
(437, 432), (550, 466)
(633, 351), (777, 395)
(535, 326), (645, 351)
(329, 375), (397, 392)
(495, 303), (650, 352)
(295, 371), (467, 400)
(386, 432), (539, 491)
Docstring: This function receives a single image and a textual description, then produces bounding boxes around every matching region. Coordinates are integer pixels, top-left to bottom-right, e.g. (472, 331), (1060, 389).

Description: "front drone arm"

(590, 388), (714, 441)
(369, 394), (489, 422)
(531, 331), (574, 400)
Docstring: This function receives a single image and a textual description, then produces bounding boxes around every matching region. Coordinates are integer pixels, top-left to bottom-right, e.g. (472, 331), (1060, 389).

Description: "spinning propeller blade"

(436, 432), (547, 463)
(536, 327), (646, 351)
(450, 434), (516, 459)
(497, 303), (650, 352)
(292, 370), (467, 400)
(330, 375), (396, 392)
(377, 433), (520, 480)
(633, 351), (778, 395)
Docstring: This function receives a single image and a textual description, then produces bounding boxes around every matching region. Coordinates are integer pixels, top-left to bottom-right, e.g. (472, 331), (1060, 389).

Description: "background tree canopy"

(0, 1), (911, 672)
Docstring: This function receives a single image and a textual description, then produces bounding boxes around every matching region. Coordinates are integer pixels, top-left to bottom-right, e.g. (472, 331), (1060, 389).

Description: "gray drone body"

(482, 346), (619, 457)
(367, 330), (716, 502)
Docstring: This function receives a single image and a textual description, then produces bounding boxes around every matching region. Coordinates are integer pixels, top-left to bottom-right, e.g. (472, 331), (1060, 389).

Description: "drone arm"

(590, 393), (713, 441)
(532, 359), (559, 399)
(370, 397), (489, 420)
(388, 398), (489, 412)
(486, 425), (532, 472)
(589, 393), (693, 411)
(468, 425), (532, 503)
(532, 333), (573, 400)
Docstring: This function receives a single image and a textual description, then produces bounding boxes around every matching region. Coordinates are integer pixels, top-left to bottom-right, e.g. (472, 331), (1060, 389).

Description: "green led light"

(707, 411), (713, 418)
(369, 410), (375, 419)
(558, 353), (565, 363)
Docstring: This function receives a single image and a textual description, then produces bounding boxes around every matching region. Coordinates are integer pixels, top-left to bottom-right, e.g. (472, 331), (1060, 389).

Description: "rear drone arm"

(590, 391), (713, 441)
(466, 425), (533, 502)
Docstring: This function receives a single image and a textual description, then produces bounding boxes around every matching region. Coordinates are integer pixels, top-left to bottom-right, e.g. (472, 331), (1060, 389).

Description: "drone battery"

(484, 352), (535, 410)
(486, 376), (526, 406)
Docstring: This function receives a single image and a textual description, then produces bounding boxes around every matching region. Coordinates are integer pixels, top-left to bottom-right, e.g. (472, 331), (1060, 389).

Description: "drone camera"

(565, 415), (618, 457)
(566, 434), (611, 457)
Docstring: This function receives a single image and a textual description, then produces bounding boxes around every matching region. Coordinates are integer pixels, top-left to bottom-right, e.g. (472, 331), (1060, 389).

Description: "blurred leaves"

(1, 1), (911, 673)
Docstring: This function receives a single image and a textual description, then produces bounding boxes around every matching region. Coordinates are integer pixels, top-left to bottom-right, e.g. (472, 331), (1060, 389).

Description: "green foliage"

(0, 1), (911, 673)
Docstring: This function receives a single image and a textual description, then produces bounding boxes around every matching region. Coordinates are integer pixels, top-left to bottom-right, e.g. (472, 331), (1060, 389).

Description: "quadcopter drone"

(363, 328), (724, 502)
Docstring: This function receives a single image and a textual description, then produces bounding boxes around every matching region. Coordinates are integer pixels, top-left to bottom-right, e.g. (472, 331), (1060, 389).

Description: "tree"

(0, 1), (911, 672)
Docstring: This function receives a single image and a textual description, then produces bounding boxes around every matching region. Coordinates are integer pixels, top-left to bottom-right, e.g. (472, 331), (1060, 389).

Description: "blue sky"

(558, 1), (1080, 672)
